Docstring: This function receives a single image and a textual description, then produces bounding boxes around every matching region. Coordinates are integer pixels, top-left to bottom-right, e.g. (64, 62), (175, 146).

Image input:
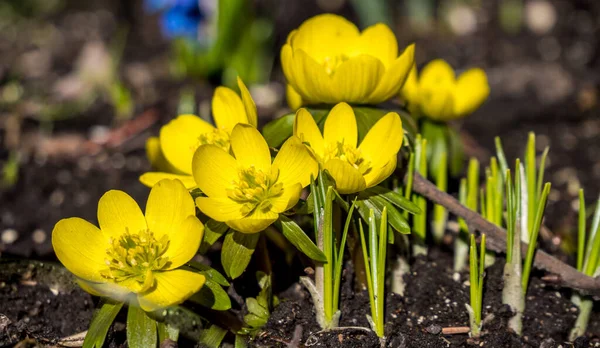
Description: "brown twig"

(409, 173), (600, 296)
(441, 326), (470, 335)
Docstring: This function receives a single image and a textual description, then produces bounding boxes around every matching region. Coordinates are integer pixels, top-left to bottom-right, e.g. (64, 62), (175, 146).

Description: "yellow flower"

(52, 179), (205, 311)
(281, 14), (415, 107)
(139, 77), (258, 188)
(193, 124), (318, 234)
(400, 59), (490, 121)
(293, 102), (403, 194)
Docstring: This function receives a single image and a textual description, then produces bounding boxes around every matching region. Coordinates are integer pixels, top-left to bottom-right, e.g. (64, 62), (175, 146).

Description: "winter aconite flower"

(400, 59), (490, 121)
(281, 14), (415, 108)
(140, 77), (257, 188)
(52, 179), (205, 311)
(193, 124), (318, 233)
(294, 102), (403, 194)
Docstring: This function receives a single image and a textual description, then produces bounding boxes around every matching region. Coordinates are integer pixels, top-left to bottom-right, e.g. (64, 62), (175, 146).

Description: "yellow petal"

(368, 44), (415, 103)
(160, 114), (215, 175)
(138, 270), (205, 311)
(237, 77), (258, 128)
(419, 59), (456, 118)
(286, 84), (303, 110)
(270, 183), (302, 213)
(164, 215), (203, 269)
(363, 156), (397, 188)
(323, 102), (357, 148)
(453, 68), (489, 118)
(286, 48), (335, 104)
(420, 59), (456, 86)
(331, 55), (385, 103)
(420, 86), (454, 120)
(230, 124), (271, 172)
(52, 218), (107, 282)
(226, 210), (279, 234)
(272, 135), (318, 188)
(77, 279), (133, 302)
(139, 172), (197, 189)
(358, 112), (404, 169)
(196, 197), (246, 221)
(356, 23), (398, 67)
(293, 108), (325, 157)
(145, 179), (195, 240)
(98, 190), (147, 239)
(145, 137), (172, 173)
(400, 61), (419, 103)
(288, 14), (359, 63)
(323, 159), (366, 194)
(212, 86), (247, 131)
(192, 145), (239, 198)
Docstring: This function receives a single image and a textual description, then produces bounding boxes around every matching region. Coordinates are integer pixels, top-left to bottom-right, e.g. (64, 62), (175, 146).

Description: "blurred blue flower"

(145, 0), (209, 40)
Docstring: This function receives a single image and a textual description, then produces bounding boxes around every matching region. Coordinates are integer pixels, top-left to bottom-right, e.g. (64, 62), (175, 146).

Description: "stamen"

(192, 128), (230, 152)
(322, 55), (349, 75)
(100, 229), (171, 293)
(227, 166), (284, 216)
(323, 140), (372, 175)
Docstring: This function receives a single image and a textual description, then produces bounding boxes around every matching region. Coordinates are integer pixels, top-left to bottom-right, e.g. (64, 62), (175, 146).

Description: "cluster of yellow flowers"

(52, 13), (490, 312)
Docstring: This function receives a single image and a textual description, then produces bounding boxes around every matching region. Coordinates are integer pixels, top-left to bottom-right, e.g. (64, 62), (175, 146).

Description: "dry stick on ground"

(409, 173), (600, 296)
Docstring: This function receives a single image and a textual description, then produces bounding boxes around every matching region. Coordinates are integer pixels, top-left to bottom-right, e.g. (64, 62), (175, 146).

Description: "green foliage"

(467, 234), (486, 337)
(221, 230), (260, 279)
(359, 208), (388, 337)
(240, 272), (278, 336)
(127, 305), (158, 348)
(83, 300), (123, 348)
(278, 216), (327, 262)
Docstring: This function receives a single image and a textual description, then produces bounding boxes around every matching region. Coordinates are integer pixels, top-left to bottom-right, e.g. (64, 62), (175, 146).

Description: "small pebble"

(426, 324), (442, 335)
(1, 229), (18, 244)
(32, 229), (47, 244)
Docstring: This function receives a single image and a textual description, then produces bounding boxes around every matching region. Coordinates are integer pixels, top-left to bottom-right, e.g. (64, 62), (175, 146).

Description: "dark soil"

(252, 248), (597, 348)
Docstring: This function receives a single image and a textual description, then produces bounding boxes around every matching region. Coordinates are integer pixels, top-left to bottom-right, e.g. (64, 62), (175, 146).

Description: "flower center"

(227, 166), (284, 216)
(195, 128), (230, 152)
(322, 55), (349, 75)
(101, 230), (170, 293)
(324, 141), (372, 175)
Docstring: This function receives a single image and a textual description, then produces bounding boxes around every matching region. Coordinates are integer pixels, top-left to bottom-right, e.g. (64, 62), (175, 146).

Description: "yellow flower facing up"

(140, 77), (258, 189)
(401, 59), (490, 121)
(281, 14), (415, 108)
(52, 179), (205, 311)
(193, 124), (318, 234)
(293, 102), (403, 194)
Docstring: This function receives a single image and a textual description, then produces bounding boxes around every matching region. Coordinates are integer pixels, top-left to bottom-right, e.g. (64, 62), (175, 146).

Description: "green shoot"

(432, 151), (448, 243)
(411, 135), (428, 255)
(522, 133), (550, 243)
(522, 182), (551, 290)
(454, 158), (479, 272)
(570, 192), (600, 340)
(359, 208), (388, 338)
(467, 234), (486, 337)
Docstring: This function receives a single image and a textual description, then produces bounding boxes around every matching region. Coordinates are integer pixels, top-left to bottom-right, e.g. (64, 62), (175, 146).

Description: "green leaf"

(244, 313), (267, 328)
(127, 306), (157, 348)
(364, 186), (421, 215)
(447, 125), (465, 177)
(83, 300), (123, 348)
(235, 334), (248, 348)
(246, 298), (269, 319)
(157, 322), (179, 344)
(199, 220), (229, 254)
(261, 109), (328, 148)
(357, 196), (411, 234)
(261, 112), (294, 148)
(188, 278), (232, 310)
(278, 216), (327, 262)
(221, 230), (259, 279)
(199, 324), (228, 348)
(352, 106), (417, 144)
(421, 119), (448, 176)
(186, 262), (230, 286)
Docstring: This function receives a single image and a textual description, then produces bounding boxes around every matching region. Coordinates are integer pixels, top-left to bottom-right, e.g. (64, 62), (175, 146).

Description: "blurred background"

(0, 0), (599, 260)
